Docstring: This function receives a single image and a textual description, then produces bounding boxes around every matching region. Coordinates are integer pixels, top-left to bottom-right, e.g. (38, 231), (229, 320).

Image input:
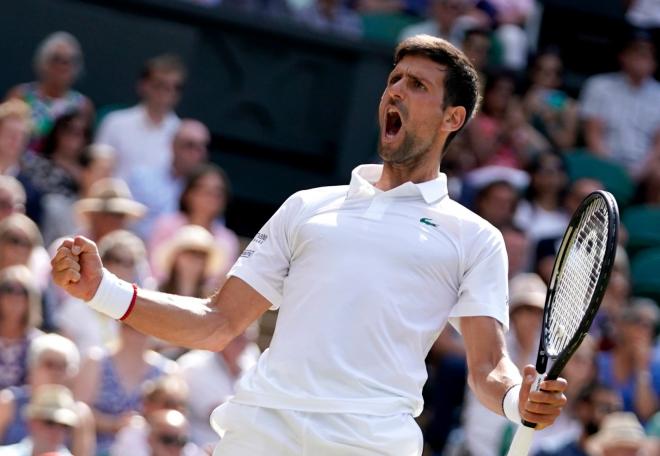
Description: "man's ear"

(442, 106), (467, 133)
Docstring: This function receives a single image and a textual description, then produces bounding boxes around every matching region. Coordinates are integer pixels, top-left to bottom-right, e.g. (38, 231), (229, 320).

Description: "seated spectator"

(585, 412), (653, 456)
(57, 230), (153, 355)
(0, 333), (95, 456)
(73, 178), (147, 242)
(473, 179), (519, 228)
(488, 0), (535, 70)
(0, 384), (79, 456)
(399, 0), (479, 46)
(0, 176), (27, 221)
(177, 329), (260, 448)
(95, 54), (185, 180)
(0, 214), (50, 291)
(295, 0), (363, 38)
(461, 26), (492, 85)
(0, 266), (42, 390)
(523, 49), (578, 151)
(128, 119), (210, 239)
(41, 143), (116, 247)
(110, 376), (198, 456)
(0, 100), (43, 223)
(155, 225), (226, 298)
(21, 110), (91, 199)
(5, 31), (94, 154)
(579, 29), (660, 179)
(634, 151), (660, 205)
(514, 152), (569, 246)
(149, 164), (240, 279)
(536, 382), (624, 456)
(74, 322), (177, 455)
(597, 300), (660, 422)
(500, 224), (530, 278)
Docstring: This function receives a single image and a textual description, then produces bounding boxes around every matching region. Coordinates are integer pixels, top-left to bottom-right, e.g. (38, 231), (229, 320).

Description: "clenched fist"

(51, 236), (104, 301)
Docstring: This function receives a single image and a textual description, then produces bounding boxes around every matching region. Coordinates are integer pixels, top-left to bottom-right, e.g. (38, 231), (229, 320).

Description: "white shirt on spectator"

(56, 296), (119, 355)
(127, 166), (184, 239)
(96, 104), (180, 180)
(626, 0), (660, 27)
(579, 72), (660, 175)
(177, 345), (260, 447)
(399, 16), (477, 47)
(110, 415), (205, 456)
(214, 164), (509, 423)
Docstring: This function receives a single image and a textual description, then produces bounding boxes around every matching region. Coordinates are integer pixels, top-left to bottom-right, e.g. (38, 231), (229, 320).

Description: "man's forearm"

(122, 288), (230, 351)
(468, 352), (523, 417)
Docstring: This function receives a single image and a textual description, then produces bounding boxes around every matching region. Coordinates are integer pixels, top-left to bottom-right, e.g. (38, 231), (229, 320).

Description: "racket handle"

(506, 426), (535, 456)
(520, 372), (545, 428)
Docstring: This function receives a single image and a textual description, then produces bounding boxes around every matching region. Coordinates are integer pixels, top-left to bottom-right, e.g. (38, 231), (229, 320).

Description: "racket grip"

(520, 372), (545, 428)
(506, 426), (535, 456)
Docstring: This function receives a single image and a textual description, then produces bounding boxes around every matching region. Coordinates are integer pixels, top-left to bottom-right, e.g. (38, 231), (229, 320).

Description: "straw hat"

(24, 384), (79, 428)
(586, 412), (648, 453)
(74, 178), (146, 220)
(509, 273), (547, 313)
(154, 225), (225, 277)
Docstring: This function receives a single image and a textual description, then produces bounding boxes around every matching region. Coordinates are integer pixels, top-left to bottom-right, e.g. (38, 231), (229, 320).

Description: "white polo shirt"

(225, 164), (509, 418)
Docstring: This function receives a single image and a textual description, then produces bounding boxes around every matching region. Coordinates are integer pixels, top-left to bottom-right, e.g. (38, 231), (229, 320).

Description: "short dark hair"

(179, 163), (231, 215)
(394, 34), (481, 149)
(140, 54), (187, 81)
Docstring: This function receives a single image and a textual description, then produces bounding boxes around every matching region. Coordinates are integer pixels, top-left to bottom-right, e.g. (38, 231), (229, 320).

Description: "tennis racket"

(506, 190), (619, 456)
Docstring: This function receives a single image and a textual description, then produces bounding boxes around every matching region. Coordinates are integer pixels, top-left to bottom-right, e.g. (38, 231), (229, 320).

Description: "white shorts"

(210, 401), (423, 456)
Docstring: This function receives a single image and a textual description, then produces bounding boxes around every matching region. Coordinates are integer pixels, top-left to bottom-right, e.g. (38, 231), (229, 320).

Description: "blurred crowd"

(0, 1), (659, 455)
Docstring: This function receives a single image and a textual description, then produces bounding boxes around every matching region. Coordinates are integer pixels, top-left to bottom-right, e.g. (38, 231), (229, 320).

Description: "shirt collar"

(347, 164), (448, 205)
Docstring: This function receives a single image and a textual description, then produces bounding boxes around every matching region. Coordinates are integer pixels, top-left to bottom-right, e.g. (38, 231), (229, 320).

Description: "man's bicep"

(211, 276), (272, 338)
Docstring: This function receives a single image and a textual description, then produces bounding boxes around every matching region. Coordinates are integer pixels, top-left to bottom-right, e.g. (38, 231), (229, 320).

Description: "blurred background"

(0, 0), (659, 455)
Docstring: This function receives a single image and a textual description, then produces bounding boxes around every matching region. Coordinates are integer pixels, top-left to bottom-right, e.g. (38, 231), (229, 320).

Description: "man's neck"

(623, 72), (648, 88)
(375, 158), (441, 191)
(143, 104), (168, 125)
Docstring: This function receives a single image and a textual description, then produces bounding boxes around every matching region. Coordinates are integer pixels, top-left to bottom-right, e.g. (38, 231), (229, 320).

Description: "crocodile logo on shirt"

(419, 217), (438, 227)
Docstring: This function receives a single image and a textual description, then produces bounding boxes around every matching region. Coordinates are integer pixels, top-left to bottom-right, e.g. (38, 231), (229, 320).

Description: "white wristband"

(503, 383), (522, 424)
(86, 268), (135, 320)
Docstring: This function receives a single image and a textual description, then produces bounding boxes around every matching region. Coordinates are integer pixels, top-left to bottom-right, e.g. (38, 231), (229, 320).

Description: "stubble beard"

(378, 129), (435, 168)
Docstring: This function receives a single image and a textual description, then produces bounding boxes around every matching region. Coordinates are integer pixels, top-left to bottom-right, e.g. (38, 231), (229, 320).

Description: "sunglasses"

(157, 433), (187, 447)
(0, 283), (28, 297)
(2, 234), (32, 248)
(48, 54), (80, 66)
(40, 418), (70, 429)
(103, 253), (135, 268)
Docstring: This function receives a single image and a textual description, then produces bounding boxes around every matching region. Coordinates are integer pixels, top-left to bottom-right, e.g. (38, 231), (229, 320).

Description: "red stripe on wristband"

(119, 284), (138, 321)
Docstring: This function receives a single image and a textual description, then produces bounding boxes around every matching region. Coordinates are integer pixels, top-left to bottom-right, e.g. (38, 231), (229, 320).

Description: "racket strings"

(546, 200), (609, 355)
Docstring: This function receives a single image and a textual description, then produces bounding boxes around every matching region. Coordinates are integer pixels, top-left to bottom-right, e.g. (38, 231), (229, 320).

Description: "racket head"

(539, 190), (619, 378)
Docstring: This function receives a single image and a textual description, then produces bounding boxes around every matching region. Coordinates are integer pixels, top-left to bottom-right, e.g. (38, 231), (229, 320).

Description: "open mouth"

(385, 110), (402, 139)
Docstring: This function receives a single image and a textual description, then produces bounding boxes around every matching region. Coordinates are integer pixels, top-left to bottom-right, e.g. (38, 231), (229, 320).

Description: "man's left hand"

(518, 365), (568, 430)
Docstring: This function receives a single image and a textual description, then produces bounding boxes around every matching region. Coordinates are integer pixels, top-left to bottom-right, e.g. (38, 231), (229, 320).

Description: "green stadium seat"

(361, 13), (420, 46)
(630, 247), (660, 303)
(623, 205), (660, 253)
(564, 150), (635, 208)
(95, 103), (130, 128)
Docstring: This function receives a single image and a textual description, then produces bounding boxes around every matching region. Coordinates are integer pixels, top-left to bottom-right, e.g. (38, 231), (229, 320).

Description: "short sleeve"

(579, 76), (606, 120)
(449, 227), (509, 333)
(227, 194), (303, 310)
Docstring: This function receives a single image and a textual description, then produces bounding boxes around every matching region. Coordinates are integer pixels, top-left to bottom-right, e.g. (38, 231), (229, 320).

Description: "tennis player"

(51, 35), (567, 455)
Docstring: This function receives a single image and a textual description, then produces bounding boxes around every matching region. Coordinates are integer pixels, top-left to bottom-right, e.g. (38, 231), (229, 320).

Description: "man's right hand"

(51, 236), (104, 301)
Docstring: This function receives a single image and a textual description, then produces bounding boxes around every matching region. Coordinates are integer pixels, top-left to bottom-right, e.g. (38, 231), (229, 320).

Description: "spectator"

(41, 144), (117, 247)
(515, 152), (570, 246)
(57, 230), (153, 355)
(0, 333), (95, 456)
(597, 300), (660, 422)
(0, 176), (27, 220)
(461, 27), (492, 82)
(110, 376), (200, 456)
(178, 329), (260, 448)
(463, 273), (545, 456)
(625, 0), (660, 29)
(488, 0), (535, 70)
(147, 410), (202, 456)
(295, 0), (363, 38)
(5, 31), (94, 153)
(634, 151), (660, 204)
(537, 382), (624, 456)
(500, 224), (530, 278)
(128, 119), (210, 239)
(155, 225), (225, 297)
(0, 384), (79, 456)
(0, 100), (43, 224)
(74, 322), (177, 455)
(0, 266), (42, 390)
(0, 214), (50, 293)
(473, 179), (519, 228)
(399, 0), (477, 46)
(523, 49), (579, 151)
(21, 110), (92, 199)
(579, 30), (660, 179)
(73, 178), (147, 242)
(149, 164), (240, 279)
(585, 412), (652, 456)
(95, 54), (185, 180)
